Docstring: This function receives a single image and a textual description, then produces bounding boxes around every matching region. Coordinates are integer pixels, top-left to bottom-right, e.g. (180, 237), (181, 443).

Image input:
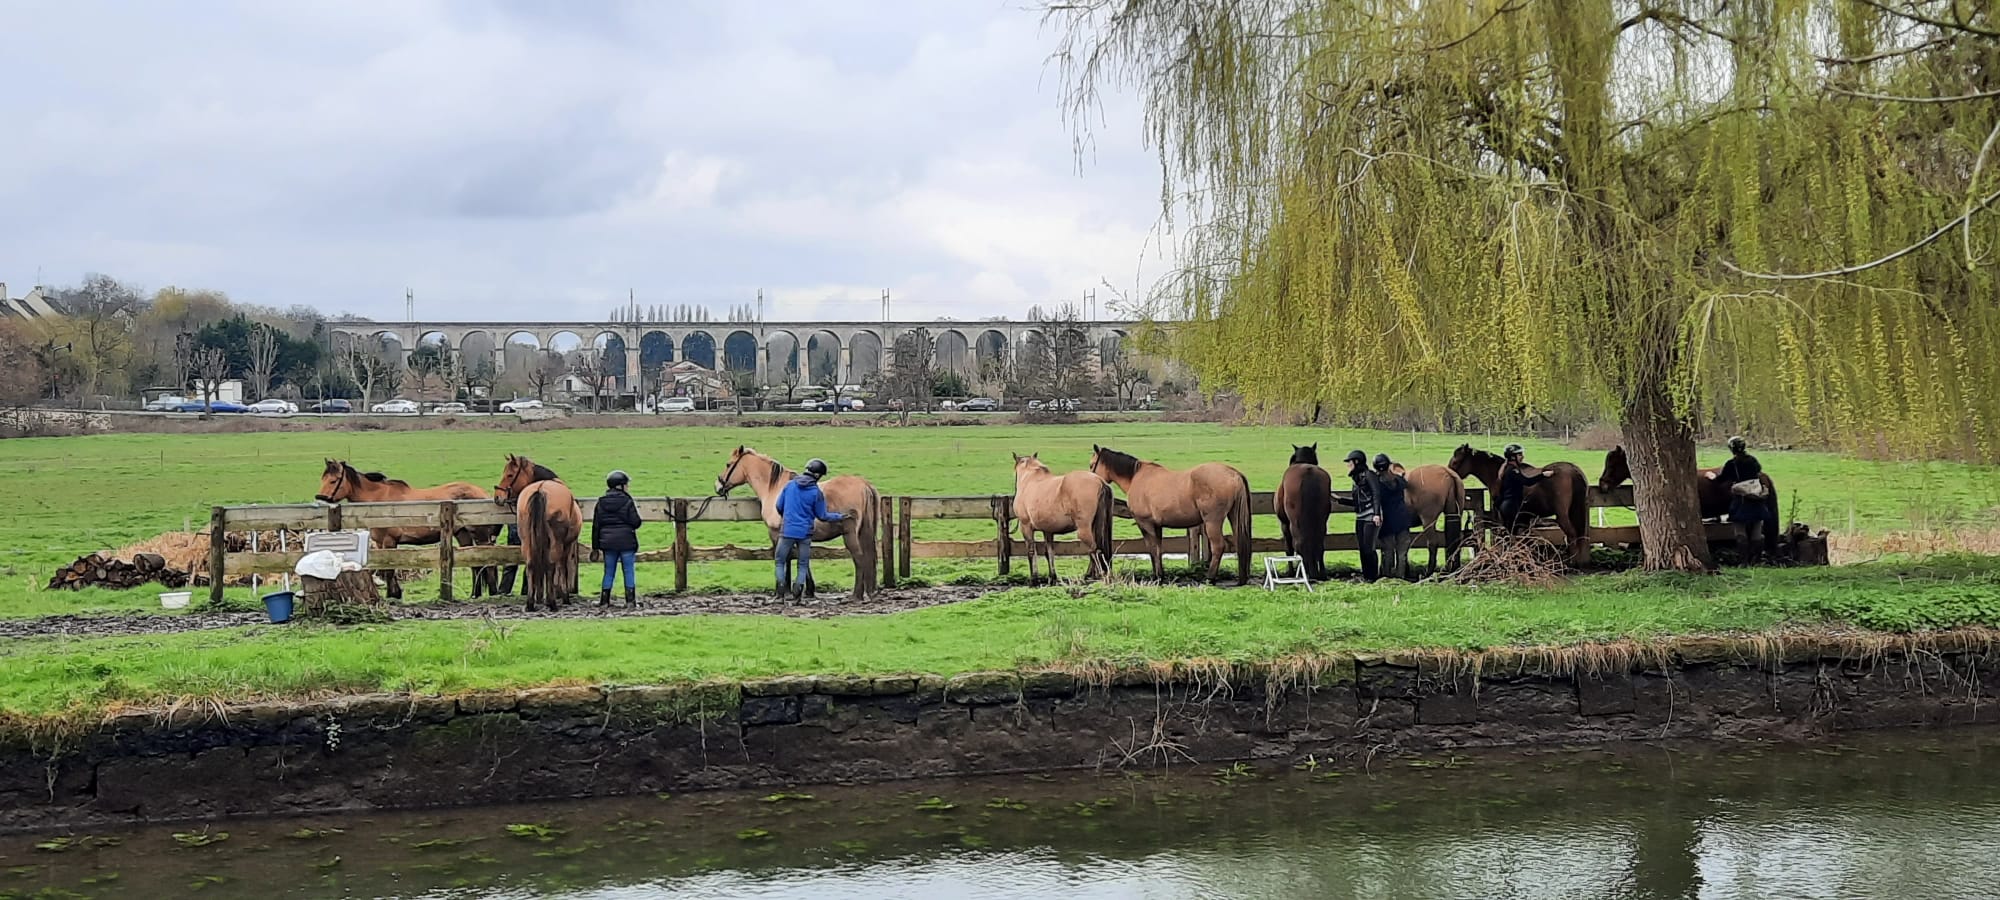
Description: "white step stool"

(1264, 555), (1312, 591)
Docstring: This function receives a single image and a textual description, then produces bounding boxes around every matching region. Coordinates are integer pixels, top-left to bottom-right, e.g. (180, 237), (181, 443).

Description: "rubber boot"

(803, 574), (817, 600)
(625, 587), (638, 609)
(598, 588), (611, 607)
(774, 576), (790, 602)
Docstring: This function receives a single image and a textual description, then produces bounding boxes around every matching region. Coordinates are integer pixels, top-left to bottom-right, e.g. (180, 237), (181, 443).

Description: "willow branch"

(1965, 116), (2000, 265)
(1720, 185), (2000, 280)
(1816, 33), (1957, 66)
(1854, 0), (2000, 40)
(1828, 84), (2000, 103)
(1425, 0), (1531, 52)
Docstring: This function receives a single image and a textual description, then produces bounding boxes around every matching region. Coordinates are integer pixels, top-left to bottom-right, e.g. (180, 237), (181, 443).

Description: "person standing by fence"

(775, 458), (847, 600)
(1344, 449), (1381, 583)
(593, 470), (643, 608)
(1497, 444), (1549, 534)
(1373, 453), (1413, 580)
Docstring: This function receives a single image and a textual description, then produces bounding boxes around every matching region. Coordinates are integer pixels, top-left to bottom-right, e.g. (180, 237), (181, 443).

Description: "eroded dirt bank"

(2, 631), (1995, 832)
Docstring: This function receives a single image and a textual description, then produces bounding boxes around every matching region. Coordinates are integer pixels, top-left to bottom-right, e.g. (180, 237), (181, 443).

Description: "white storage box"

(302, 530), (371, 566)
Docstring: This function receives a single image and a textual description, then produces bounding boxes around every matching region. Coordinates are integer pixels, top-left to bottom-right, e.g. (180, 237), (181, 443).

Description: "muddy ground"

(0, 584), (1007, 640)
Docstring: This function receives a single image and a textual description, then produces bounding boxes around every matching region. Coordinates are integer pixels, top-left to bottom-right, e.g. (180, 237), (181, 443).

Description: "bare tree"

(1100, 339), (1150, 410)
(194, 346), (230, 411)
(52, 274), (142, 398)
(464, 356), (498, 411)
(338, 338), (393, 410)
(527, 350), (566, 401)
(172, 332), (197, 393)
(570, 348), (613, 411)
(247, 324), (281, 400)
(883, 327), (938, 423)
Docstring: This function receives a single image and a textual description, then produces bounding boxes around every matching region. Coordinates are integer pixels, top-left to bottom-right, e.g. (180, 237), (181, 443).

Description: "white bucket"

(159, 591), (191, 610)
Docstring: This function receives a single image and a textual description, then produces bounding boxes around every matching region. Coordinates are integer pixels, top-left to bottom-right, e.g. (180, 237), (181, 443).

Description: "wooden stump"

(300, 571), (385, 621)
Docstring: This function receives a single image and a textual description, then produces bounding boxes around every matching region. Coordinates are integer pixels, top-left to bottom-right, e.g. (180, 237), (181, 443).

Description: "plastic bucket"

(159, 591), (191, 610)
(262, 591), (296, 624)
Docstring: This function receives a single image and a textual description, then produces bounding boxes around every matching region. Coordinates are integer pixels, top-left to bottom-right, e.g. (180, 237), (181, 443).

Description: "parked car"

(173, 400), (248, 413)
(371, 399), (420, 414)
(246, 399), (297, 414)
(308, 399), (352, 413)
(660, 397), (696, 413)
(144, 395), (191, 412)
(430, 402), (468, 414)
(958, 397), (999, 412)
(499, 398), (543, 413)
(814, 398), (864, 412)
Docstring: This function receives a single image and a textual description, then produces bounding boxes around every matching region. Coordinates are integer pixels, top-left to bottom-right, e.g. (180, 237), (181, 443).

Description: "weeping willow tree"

(1050, 0), (2000, 570)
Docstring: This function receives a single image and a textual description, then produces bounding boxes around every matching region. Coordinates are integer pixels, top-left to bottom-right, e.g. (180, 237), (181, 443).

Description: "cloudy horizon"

(1, 1), (1170, 323)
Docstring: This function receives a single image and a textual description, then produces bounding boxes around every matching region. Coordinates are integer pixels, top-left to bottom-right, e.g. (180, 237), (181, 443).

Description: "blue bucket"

(262, 591), (296, 624)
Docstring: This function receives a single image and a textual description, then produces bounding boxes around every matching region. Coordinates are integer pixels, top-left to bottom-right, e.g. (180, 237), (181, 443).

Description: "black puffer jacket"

(592, 488), (643, 552)
(1348, 468), (1381, 519)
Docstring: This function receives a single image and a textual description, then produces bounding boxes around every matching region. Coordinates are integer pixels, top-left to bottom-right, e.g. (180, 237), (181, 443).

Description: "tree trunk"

(1622, 379), (1714, 572)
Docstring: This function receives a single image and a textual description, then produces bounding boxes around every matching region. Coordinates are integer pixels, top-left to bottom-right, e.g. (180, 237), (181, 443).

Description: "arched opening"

(683, 331), (718, 370)
(547, 330), (584, 360)
(974, 329), (1009, 391)
(763, 331), (800, 386)
(592, 331), (629, 395)
(373, 332), (406, 369)
(503, 331), (541, 372)
(935, 329), (972, 378)
(721, 330), (757, 375)
(849, 331), (884, 384)
(806, 331), (841, 385)
(417, 331), (450, 350)
(638, 331), (674, 395)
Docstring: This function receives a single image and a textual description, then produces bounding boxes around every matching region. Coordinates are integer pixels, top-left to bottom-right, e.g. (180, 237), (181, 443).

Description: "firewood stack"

(46, 552), (192, 591)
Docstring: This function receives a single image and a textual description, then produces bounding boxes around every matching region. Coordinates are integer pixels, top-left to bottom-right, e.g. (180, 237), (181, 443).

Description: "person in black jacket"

(1711, 436), (1771, 563)
(1373, 453), (1413, 580)
(1345, 449), (1382, 582)
(1497, 444), (1549, 534)
(593, 470), (643, 607)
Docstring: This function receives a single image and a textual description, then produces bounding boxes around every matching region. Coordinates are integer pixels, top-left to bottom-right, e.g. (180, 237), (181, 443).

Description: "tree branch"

(1719, 184), (2000, 280)
(1828, 84), (2000, 103)
(1855, 0), (2000, 40)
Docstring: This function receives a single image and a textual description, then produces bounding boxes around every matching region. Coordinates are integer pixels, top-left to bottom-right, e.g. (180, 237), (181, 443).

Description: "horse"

(714, 446), (880, 599)
(315, 459), (503, 600)
(1398, 463), (1470, 574)
(1087, 445), (1252, 585)
(1011, 453), (1115, 585)
(494, 454), (582, 611)
(1598, 445), (1780, 557)
(1446, 444), (1590, 563)
(1274, 444), (1332, 580)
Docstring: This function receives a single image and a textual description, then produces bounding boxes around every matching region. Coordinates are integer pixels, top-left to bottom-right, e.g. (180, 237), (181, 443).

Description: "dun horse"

(1397, 463), (1470, 574)
(314, 459), (502, 599)
(1088, 445), (1252, 585)
(494, 454), (582, 611)
(1598, 445), (1780, 557)
(1275, 444), (1332, 580)
(1446, 444), (1590, 563)
(715, 446), (880, 599)
(1011, 453), (1115, 585)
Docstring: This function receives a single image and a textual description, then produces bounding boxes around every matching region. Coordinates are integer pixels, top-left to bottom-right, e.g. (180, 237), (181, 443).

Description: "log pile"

(46, 552), (191, 592)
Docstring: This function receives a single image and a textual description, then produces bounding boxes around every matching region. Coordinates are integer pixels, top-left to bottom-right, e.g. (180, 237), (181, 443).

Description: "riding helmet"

(606, 470), (630, 488)
(1372, 453), (1392, 471)
(1344, 449), (1367, 466)
(805, 458), (829, 478)
(1503, 443), (1525, 459)
(1728, 436), (1748, 453)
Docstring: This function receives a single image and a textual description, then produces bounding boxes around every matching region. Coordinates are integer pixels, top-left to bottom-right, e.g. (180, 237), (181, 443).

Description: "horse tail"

(1300, 471), (1327, 579)
(1232, 470), (1253, 584)
(526, 487), (552, 596)
(1092, 479), (1115, 580)
(1567, 467), (1590, 559)
(856, 484), (879, 596)
(1443, 471), (1466, 569)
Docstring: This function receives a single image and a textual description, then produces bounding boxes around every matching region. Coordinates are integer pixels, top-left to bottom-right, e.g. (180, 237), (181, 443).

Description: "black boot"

(598, 589), (611, 607)
(774, 576), (790, 601)
(625, 588), (638, 608)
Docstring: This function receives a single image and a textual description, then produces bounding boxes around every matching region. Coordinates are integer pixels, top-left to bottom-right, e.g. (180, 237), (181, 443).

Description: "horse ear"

(1012, 452), (1022, 462)
(1092, 444), (1100, 453)
(1310, 442), (1318, 450)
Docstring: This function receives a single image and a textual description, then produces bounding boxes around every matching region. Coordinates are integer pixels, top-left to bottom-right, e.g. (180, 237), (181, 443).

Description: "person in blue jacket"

(775, 458), (847, 600)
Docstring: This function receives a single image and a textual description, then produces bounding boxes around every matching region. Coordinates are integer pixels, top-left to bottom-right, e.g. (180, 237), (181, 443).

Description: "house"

(0, 283), (62, 322)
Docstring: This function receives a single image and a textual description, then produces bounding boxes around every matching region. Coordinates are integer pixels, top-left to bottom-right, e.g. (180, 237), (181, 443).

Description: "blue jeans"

(775, 536), (811, 588)
(600, 549), (636, 591)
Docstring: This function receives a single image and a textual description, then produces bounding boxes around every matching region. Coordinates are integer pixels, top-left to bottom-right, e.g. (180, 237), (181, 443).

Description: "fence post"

(898, 496), (914, 579)
(437, 500), (458, 601)
(207, 506), (227, 605)
(992, 495), (1011, 577)
(326, 503), (342, 532)
(879, 495), (897, 588)
(672, 499), (690, 593)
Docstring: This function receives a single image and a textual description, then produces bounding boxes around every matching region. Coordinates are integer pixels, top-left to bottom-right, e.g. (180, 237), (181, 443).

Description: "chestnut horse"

(1398, 463), (1470, 574)
(1088, 445), (1252, 585)
(315, 459), (502, 600)
(1274, 444), (1332, 580)
(1446, 444), (1590, 563)
(714, 446), (880, 599)
(494, 454), (582, 611)
(1598, 445), (1780, 557)
(1012, 453), (1115, 585)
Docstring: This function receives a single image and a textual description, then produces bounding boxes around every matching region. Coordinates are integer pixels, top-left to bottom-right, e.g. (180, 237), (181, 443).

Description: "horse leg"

(1042, 533), (1058, 584)
(1137, 520), (1165, 582)
(1278, 508), (1295, 559)
(1020, 522), (1040, 586)
(1202, 516), (1227, 584)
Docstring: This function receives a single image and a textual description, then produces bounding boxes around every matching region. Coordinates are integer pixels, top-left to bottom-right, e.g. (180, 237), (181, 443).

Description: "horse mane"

(361, 471), (409, 487)
(769, 458), (785, 484)
(1093, 446), (1141, 478)
(532, 464), (558, 481)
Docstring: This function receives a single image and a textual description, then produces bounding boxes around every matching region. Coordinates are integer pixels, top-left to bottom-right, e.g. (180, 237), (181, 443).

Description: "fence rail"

(208, 484), (1667, 602)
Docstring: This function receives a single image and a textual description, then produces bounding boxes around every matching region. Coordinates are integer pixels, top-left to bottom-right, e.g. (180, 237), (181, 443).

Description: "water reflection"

(4, 729), (1999, 899)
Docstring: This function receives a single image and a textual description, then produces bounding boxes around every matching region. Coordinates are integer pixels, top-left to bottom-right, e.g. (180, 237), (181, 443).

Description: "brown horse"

(1088, 445), (1252, 585)
(715, 446), (880, 599)
(1012, 453), (1115, 585)
(1274, 444), (1332, 580)
(1446, 444), (1590, 563)
(315, 459), (502, 600)
(494, 454), (582, 611)
(1598, 445), (1780, 556)
(1398, 464), (1470, 574)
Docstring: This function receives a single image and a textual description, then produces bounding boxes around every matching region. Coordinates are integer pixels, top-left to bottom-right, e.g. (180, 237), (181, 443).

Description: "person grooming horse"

(1345, 449), (1382, 583)
(1497, 443), (1550, 534)
(592, 470), (643, 608)
(1372, 453), (1414, 580)
(775, 458), (847, 600)
(1710, 436), (1772, 564)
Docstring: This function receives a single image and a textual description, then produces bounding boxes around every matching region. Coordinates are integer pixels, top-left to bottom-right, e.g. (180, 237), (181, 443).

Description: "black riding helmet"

(805, 458), (828, 478)
(1503, 443), (1525, 460)
(606, 470), (629, 488)
(1728, 436), (1748, 453)
(1373, 453), (1392, 471)
(1344, 449), (1367, 467)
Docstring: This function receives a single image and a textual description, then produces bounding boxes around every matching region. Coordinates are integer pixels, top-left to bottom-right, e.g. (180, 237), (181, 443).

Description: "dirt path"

(0, 585), (1006, 640)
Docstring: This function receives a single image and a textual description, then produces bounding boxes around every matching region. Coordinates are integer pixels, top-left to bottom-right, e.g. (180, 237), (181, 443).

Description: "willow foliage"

(1053, 0), (2000, 460)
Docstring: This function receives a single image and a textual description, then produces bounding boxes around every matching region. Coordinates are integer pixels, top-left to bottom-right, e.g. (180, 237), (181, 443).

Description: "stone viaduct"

(327, 319), (1142, 389)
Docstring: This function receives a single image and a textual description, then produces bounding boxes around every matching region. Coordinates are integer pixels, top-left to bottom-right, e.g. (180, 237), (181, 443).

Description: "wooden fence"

(207, 483), (1744, 601)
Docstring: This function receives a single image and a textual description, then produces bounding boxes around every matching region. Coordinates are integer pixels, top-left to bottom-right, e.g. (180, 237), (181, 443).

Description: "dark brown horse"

(315, 459), (502, 599)
(494, 454), (582, 611)
(1447, 444), (1590, 563)
(1088, 445), (1252, 585)
(1598, 445), (1780, 556)
(1012, 453), (1115, 585)
(1275, 444), (1332, 580)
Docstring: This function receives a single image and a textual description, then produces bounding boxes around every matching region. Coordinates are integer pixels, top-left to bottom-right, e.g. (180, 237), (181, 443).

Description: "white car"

(246, 399), (297, 414)
(371, 399), (420, 414)
(661, 397), (696, 413)
(499, 398), (543, 413)
(431, 402), (468, 414)
(144, 395), (191, 411)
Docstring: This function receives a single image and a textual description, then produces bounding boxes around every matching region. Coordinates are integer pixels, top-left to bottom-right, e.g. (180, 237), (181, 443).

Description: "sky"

(0, 1), (1170, 323)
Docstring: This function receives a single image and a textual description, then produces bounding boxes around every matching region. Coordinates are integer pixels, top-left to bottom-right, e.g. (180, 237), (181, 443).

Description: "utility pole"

(757, 288), (764, 324)
(1083, 289), (1096, 321)
(405, 288), (415, 323)
(881, 288), (891, 325)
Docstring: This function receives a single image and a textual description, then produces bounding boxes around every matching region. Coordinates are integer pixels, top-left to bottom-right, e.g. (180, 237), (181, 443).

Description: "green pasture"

(0, 555), (1995, 719)
(1, 423), (1996, 614)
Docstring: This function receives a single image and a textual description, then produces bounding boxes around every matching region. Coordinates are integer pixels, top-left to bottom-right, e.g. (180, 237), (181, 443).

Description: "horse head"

(316, 459), (354, 503)
(1013, 452), (1048, 477)
(1598, 445), (1632, 491)
(1446, 443), (1477, 478)
(715, 445), (755, 496)
(494, 454), (532, 505)
(1289, 443), (1319, 466)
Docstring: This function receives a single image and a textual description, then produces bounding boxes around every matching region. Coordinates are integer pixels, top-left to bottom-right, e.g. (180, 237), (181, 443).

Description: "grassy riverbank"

(1, 556), (1995, 720)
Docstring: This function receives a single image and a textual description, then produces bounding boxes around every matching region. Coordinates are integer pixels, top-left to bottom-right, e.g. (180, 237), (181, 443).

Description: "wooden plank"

(993, 496), (1011, 576)
(897, 496), (913, 579)
(437, 501), (457, 601)
(908, 496), (1006, 519)
(217, 506), (331, 530)
(673, 499), (690, 593)
(208, 507), (227, 603)
(879, 495), (896, 589)
(1588, 485), (1635, 508)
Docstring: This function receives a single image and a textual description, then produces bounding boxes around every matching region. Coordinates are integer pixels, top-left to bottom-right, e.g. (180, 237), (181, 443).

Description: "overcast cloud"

(0, 1), (1167, 322)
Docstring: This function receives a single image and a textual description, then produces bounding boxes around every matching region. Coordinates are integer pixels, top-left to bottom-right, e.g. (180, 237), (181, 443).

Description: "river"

(5, 728), (1999, 899)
